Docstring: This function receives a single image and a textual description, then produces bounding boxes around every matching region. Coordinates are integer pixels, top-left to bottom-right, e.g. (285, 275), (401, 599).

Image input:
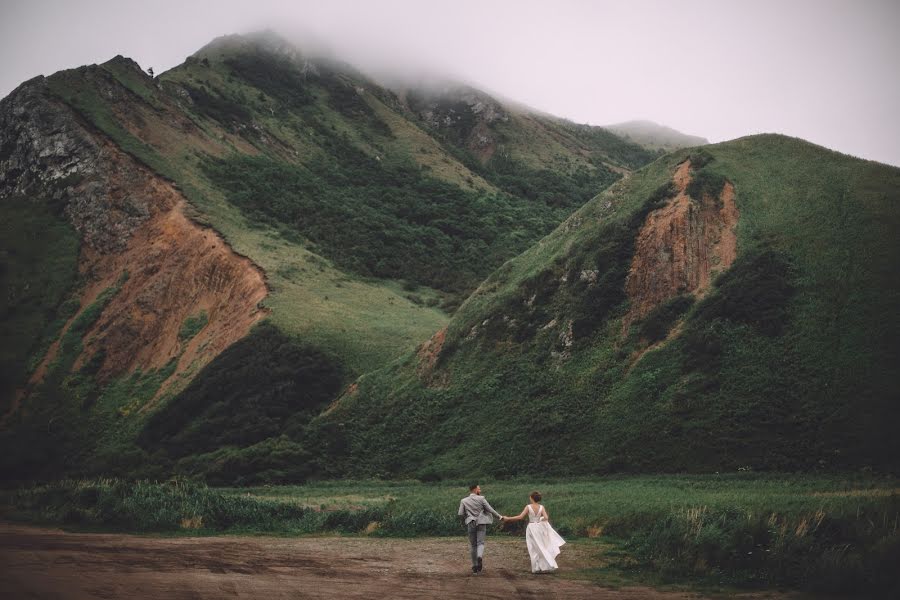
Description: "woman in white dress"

(503, 491), (566, 573)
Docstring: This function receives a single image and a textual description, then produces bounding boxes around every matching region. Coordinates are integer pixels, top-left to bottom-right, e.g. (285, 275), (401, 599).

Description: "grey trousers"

(467, 522), (487, 567)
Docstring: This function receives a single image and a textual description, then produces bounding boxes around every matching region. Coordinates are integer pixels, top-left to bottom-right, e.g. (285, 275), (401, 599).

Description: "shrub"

(626, 505), (900, 594)
(176, 437), (314, 486)
(686, 149), (713, 169)
(178, 310), (208, 342)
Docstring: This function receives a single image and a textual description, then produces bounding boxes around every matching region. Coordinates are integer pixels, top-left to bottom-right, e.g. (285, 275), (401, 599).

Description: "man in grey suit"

(458, 483), (504, 574)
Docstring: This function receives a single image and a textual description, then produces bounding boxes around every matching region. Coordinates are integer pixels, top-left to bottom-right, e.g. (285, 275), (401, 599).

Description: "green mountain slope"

(302, 135), (900, 479)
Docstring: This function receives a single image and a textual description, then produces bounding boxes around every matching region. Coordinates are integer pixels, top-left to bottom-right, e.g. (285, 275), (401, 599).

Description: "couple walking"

(457, 483), (565, 574)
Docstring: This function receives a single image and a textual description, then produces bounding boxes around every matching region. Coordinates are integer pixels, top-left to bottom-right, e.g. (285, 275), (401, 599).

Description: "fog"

(2, 0), (899, 166)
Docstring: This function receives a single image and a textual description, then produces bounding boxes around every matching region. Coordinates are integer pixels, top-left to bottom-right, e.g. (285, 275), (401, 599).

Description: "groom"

(458, 483), (504, 574)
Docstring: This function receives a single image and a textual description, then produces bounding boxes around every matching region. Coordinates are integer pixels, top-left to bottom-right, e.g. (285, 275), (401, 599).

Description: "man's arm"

(481, 497), (502, 519)
(458, 500), (466, 519)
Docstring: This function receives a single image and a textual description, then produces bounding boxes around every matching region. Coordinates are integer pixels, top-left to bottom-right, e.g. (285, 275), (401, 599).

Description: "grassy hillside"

(304, 135), (900, 479)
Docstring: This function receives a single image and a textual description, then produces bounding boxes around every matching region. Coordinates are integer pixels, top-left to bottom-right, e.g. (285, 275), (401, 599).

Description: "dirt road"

(0, 523), (772, 599)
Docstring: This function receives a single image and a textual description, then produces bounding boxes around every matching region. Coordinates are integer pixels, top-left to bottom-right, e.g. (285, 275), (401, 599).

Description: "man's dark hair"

(469, 483), (479, 491)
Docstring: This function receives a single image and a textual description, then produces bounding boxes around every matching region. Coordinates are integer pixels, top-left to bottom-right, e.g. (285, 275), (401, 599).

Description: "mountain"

(7, 31), (893, 486)
(0, 31), (661, 481)
(302, 135), (900, 480)
(604, 120), (708, 151)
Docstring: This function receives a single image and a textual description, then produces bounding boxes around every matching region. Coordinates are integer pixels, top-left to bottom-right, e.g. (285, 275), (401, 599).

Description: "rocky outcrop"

(1, 76), (268, 402)
(623, 160), (739, 328)
(0, 77), (154, 253)
(416, 326), (449, 387)
(72, 197), (269, 392)
(414, 86), (509, 128)
(407, 85), (509, 161)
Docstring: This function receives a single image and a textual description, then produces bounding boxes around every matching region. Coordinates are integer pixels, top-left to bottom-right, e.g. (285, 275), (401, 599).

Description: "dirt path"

(0, 523), (774, 599)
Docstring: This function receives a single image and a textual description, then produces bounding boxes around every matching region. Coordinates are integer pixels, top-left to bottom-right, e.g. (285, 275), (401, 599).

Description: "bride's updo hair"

(530, 491), (542, 502)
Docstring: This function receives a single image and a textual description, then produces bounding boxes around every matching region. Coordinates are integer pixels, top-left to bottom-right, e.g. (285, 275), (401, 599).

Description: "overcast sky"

(2, 0), (899, 166)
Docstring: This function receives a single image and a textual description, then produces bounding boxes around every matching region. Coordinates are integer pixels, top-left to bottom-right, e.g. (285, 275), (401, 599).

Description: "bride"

(503, 491), (566, 573)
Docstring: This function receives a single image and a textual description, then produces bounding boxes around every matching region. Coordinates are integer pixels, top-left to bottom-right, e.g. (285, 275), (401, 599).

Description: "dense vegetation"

(551, 120), (664, 170)
(0, 196), (80, 407)
(487, 151), (619, 209)
(203, 149), (568, 297)
(138, 322), (342, 484)
(3, 475), (898, 595)
(197, 48), (646, 302)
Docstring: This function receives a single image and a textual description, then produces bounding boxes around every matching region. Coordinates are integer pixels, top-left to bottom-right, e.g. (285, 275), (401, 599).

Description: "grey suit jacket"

(458, 493), (502, 525)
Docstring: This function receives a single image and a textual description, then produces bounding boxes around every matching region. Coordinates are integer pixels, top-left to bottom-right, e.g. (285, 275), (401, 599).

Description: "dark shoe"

(477, 557), (483, 572)
(472, 565), (478, 574)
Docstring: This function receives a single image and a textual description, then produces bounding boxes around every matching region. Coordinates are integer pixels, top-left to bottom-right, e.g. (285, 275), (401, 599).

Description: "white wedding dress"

(525, 504), (566, 573)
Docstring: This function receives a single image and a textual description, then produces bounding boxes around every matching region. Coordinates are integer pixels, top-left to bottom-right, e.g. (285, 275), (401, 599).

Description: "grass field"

(3, 474), (897, 594)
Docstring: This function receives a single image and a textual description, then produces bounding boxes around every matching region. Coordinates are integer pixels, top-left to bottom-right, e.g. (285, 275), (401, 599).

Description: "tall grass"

(3, 478), (306, 532)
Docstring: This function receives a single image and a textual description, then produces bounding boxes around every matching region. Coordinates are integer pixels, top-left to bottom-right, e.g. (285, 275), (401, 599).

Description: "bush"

(178, 310), (208, 342)
(4, 479), (308, 532)
(626, 504), (900, 594)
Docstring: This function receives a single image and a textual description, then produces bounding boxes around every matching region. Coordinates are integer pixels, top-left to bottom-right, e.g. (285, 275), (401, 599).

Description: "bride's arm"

(504, 506), (530, 522)
(540, 506), (551, 522)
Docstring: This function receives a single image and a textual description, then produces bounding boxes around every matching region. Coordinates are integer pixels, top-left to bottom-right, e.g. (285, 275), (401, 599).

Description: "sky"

(1, 0), (899, 166)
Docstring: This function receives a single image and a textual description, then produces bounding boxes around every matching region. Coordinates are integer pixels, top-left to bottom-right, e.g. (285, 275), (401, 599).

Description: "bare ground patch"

(0, 523), (797, 599)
